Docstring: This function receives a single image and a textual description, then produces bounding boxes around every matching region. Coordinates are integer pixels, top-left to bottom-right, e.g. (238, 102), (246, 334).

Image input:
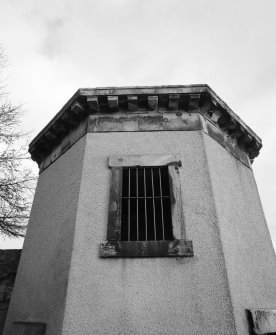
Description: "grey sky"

(0, 0), (276, 248)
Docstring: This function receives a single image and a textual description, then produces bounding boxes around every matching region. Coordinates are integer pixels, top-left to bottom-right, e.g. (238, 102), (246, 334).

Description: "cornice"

(29, 85), (262, 169)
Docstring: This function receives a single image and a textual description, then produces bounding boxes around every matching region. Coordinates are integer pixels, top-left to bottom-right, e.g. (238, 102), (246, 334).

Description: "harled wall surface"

(3, 137), (87, 335)
(4, 129), (276, 335)
(61, 131), (237, 335)
(203, 133), (276, 334)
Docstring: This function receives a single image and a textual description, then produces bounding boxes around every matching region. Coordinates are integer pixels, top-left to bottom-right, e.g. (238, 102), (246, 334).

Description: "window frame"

(100, 154), (193, 258)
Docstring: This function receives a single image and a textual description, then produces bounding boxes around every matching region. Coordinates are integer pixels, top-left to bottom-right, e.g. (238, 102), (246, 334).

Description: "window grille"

(100, 154), (194, 258)
(121, 166), (174, 241)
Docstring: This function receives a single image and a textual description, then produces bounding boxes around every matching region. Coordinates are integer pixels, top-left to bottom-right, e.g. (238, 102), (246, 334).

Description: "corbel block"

(210, 109), (222, 123)
(148, 95), (158, 111)
(71, 101), (86, 118)
(87, 96), (99, 112)
(168, 94), (180, 111)
(218, 115), (237, 131)
(44, 130), (58, 144)
(61, 112), (79, 126)
(200, 99), (212, 115)
(238, 133), (253, 148)
(127, 96), (138, 111)
(229, 125), (245, 139)
(52, 122), (68, 136)
(107, 96), (119, 110)
(188, 93), (201, 112)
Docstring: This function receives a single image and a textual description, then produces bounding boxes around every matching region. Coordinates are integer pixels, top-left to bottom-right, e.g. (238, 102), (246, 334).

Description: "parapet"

(29, 85), (262, 172)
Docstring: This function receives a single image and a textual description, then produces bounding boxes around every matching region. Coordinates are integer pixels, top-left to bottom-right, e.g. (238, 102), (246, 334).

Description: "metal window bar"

(136, 168), (139, 241)
(121, 167), (172, 241)
(128, 168), (130, 241)
(144, 168), (147, 241)
(159, 168), (165, 240)
(151, 168), (156, 241)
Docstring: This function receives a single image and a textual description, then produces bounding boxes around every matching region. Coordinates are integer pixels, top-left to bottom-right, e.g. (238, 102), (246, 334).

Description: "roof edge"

(29, 84), (262, 165)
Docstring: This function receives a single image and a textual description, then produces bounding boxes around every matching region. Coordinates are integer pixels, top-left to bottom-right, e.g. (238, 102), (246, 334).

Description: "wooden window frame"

(100, 154), (193, 258)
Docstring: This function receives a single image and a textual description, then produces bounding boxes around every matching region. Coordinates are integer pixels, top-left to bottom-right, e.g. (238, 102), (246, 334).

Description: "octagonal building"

(4, 85), (276, 335)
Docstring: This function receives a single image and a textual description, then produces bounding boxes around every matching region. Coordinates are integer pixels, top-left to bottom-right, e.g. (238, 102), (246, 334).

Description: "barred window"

(121, 167), (174, 241)
(100, 155), (193, 258)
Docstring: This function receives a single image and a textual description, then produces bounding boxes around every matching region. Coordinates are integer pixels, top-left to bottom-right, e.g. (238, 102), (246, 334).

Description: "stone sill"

(100, 239), (193, 258)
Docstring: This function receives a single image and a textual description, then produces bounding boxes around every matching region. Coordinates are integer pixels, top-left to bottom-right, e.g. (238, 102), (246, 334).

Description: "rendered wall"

(5, 128), (273, 335)
(3, 137), (87, 335)
(203, 133), (276, 334)
(61, 131), (237, 335)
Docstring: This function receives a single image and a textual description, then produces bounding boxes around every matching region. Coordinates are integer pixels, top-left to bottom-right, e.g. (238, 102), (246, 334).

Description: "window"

(121, 166), (174, 242)
(100, 155), (193, 258)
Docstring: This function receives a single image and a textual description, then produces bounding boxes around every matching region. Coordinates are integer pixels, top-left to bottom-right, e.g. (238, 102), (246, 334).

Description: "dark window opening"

(121, 167), (174, 241)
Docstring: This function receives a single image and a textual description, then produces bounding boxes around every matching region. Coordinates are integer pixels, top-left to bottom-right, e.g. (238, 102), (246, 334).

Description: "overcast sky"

(0, 0), (276, 250)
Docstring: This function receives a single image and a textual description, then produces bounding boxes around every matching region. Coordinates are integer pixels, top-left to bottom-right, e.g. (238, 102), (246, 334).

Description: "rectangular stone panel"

(247, 309), (276, 334)
(109, 154), (181, 167)
(163, 112), (202, 131)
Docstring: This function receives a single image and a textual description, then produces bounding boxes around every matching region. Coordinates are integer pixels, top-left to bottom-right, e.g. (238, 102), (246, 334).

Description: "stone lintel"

(29, 85), (262, 169)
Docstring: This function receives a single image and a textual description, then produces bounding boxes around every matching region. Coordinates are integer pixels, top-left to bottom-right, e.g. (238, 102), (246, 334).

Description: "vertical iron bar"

(128, 168), (130, 241)
(151, 168), (156, 241)
(136, 168), (139, 241)
(144, 168), (147, 241)
(159, 168), (165, 240)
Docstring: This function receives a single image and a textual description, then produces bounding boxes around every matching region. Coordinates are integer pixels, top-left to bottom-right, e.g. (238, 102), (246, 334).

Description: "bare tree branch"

(0, 47), (36, 238)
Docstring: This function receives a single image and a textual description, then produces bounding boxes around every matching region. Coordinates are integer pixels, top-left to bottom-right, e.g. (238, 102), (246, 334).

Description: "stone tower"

(4, 85), (276, 335)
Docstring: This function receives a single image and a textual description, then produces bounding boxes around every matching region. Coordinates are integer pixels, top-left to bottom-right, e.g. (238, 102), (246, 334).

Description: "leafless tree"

(0, 47), (36, 238)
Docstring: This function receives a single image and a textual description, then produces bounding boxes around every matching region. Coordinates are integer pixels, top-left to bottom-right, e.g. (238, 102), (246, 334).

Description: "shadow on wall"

(0, 250), (21, 335)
